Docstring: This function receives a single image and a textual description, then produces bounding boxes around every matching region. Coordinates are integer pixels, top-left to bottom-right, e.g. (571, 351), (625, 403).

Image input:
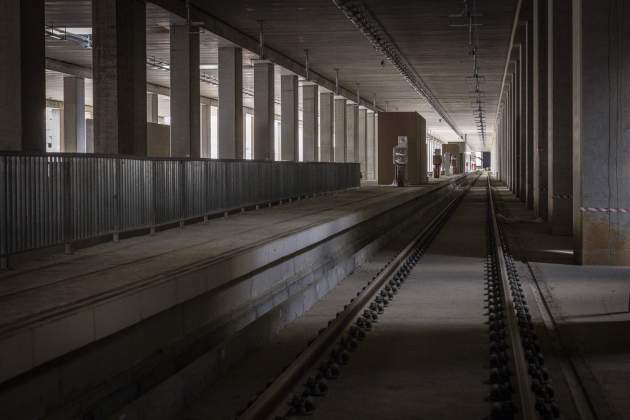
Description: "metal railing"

(0, 153), (360, 261)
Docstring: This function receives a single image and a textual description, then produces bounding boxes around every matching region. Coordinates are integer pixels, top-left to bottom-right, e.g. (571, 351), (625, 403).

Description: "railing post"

(113, 157), (121, 242)
(63, 157), (74, 254)
(203, 159), (209, 223)
(0, 156), (8, 269)
(150, 160), (156, 235)
(179, 160), (185, 227)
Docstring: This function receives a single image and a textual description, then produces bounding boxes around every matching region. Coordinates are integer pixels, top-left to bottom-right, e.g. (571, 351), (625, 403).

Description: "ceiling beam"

(45, 57), (216, 105)
(150, 0), (382, 112)
(44, 57), (268, 112)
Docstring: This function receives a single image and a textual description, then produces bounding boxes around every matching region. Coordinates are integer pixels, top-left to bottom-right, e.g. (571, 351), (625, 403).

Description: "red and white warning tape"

(580, 207), (630, 213)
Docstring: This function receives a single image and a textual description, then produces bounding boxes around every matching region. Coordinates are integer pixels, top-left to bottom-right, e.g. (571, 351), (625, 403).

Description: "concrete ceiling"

(43, 0), (517, 151)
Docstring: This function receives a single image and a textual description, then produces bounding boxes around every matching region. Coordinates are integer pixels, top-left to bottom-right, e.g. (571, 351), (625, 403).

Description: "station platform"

(0, 176), (468, 419)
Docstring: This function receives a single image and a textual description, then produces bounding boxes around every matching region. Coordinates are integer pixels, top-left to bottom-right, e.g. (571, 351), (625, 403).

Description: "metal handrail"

(0, 154), (360, 264)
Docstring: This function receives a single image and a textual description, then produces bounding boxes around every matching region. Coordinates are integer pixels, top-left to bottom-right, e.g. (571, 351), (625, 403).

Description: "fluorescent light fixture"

(199, 64), (218, 70)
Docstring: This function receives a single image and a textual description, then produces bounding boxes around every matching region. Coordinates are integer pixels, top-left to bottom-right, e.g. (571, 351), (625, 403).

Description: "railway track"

(231, 174), (572, 420)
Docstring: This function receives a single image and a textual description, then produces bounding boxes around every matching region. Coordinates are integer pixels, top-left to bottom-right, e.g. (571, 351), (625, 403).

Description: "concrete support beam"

(508, 85), (512, 189)
(374, 113), (379, 180)
(367, 111), (375, 180)
(170, 25), (200, 158)
(346, 103), (358, 162)
(524, 17), (535, 209)
(0, 0), (46, 151)
(201, 103), (211, 158)
(280, 75), (298, 161)
(334, 97), (347, 162)
(533, 0), (549, 219)
(512, 69), (519, 194)
(62, 76), (86, 153)
(319, 92), (334, 162)
(254, 61), (275, 160)
(302, 84), (319, 162)
(218, 47), (243, 159)
(92, 0), (147, 156)
(358, 108), (367, 177)
(547, 0), (573, 235)
(147, 92), (159, 123)
(507, 86), (512, 189)
(572, 0), (630, 264)
(516, 45), (526, 200)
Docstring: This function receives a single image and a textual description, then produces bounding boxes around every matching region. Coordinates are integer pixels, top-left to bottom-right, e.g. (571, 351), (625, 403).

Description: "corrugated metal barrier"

(0, 153), (360, 261)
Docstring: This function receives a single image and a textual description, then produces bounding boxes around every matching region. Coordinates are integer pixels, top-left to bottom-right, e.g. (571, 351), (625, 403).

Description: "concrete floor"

(494, 180), (630, 420)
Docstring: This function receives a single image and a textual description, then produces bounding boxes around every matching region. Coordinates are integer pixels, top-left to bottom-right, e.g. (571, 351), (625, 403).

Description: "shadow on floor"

(491, 181), (574, 265)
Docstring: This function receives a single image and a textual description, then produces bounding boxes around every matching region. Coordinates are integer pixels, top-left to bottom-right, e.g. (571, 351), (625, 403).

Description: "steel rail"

(238, 173), (480, 420)
(487, 175), (538, 419)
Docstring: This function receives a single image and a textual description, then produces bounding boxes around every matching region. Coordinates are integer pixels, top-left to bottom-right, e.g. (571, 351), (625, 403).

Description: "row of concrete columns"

(1, 0), (377, 175)
(496, 0), (630, 265)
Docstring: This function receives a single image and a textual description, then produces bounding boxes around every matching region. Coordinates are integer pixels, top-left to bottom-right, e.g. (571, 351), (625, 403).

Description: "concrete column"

(346, 103), (358, 162)
(62, 76), (86, 153)
(320, 92), (334, 162)
(505, 106), (509, 182)
(170, 25), (200, 158)
(0, 0), (46, 151)
(218, 47), (243, 159)
(504, 105), (509, 182)
(512, 69), (519, 193)
(533, 0), (549, 219)
(503, 110), (507, 181)
(502, 115), (505, 181)
(517, 45), (526, 201)
(367, 111), (375, 180)
(506, 104), (510, 182)
(358, 108), (367, 177)
(505, 85), (510, 184)
(572, 0), (630, 264)
(147, 92), (159, 123)
(524, 15), (535, 209)
(93, 0), (147, 156)
(254, 61), (274, 160)
(507, 83), (513, 190)
(334, 97), (347, 162)
(201, 103), (211, 158)
(281, 74), (298, 161)
(302, 83), (319, 162)
(374, 113), (379, 180)
(547, 0), (572, 235)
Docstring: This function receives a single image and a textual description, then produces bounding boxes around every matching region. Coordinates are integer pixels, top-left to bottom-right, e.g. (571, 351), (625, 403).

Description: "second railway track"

(233, 174), (582, 420)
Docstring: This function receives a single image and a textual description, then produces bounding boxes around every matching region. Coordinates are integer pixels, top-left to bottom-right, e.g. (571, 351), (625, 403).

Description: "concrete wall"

(572, 0), (630, 265)
(147, 122), (171, 157)
(377, 112), (427, 185)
